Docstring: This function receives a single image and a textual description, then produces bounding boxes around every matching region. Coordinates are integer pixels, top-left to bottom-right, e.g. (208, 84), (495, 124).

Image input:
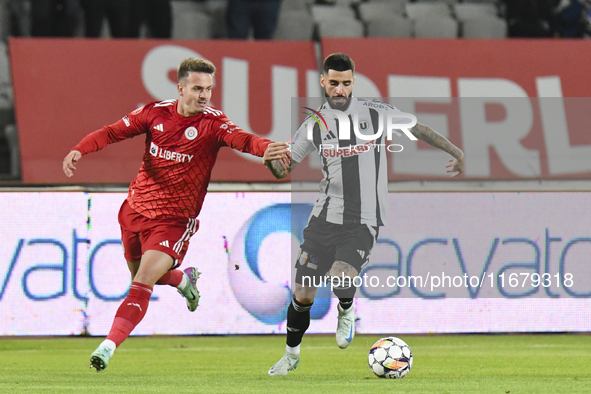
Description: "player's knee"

(131, 272), (157, 287)
(329, 275), (354, 291)
(294, 281), (319, 302)
(328, 261), (358, 280)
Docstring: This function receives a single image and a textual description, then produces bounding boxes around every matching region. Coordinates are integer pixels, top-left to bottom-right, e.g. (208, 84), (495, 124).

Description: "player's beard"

(325, 91), (352, 110)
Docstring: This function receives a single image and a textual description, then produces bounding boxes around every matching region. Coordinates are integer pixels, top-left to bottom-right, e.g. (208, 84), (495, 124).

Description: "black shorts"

(295, 215), (378, 284)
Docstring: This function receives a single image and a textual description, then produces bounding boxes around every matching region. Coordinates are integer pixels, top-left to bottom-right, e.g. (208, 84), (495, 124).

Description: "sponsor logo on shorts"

(308, 253), (321, 269)
(298, 250), (319, 270)
(122, 116), (130, 127)
(298, 250), (308, 266)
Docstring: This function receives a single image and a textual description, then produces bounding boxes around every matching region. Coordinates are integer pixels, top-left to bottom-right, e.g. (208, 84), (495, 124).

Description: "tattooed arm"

(265, 157), (298, 179)
(410, 122), (465, 177)
(263, 142), (293, 179)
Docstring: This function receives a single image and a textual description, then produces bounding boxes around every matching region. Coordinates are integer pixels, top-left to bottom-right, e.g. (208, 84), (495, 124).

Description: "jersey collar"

(174, 100), (206, 122)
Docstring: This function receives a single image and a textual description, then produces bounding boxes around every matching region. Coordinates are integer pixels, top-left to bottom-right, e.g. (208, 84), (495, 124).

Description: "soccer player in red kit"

(62, 58), (289, 372)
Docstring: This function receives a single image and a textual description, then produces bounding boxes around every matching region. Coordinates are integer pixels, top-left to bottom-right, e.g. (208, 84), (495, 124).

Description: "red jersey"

(72, 100), (271, 219)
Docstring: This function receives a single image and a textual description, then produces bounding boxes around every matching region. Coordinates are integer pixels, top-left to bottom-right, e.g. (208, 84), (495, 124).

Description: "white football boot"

(177, 267), (201, 312)
(336, 303), (355, 349)
(89, 345), (112, 372)
(267, 352), (299, 375)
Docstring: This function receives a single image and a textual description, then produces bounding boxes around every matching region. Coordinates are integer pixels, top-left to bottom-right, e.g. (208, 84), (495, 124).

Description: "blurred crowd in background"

(508, 0), (591, 37)
(0, 0), (589, 42)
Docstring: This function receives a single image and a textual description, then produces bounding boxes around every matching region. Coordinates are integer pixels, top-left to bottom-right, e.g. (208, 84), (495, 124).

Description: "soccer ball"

(368, 336), (413, 379)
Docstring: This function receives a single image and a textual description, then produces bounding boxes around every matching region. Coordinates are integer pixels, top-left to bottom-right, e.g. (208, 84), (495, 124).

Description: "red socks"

(155, 269), (183, 287)
(106, 271), (182, 348)
(106, 282), (152, 347)
(106, 270), (183, 347)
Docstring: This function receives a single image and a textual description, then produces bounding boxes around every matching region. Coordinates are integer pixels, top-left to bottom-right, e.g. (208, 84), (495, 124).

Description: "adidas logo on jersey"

(159, 240), (169, 248)
(357, 249), (366, 259)
(154, 124), (164, 132)
(323, 130), (337, 141)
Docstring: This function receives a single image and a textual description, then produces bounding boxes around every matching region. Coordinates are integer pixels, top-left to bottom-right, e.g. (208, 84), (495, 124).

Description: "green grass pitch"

(1, 334), (590, 393)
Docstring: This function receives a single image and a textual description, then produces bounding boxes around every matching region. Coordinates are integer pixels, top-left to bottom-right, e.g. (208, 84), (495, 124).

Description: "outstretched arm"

(62, 106), (149, 177)
(62, 125), (136, 178)
(410, 122), (465, 177)
(63, 150), (82, 177)
(263, 143), (297, 179)
(265, 158), (298, 179)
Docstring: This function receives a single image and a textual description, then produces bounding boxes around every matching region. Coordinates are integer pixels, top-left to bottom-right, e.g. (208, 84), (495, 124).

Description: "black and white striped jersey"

(290, 97), (405, 227)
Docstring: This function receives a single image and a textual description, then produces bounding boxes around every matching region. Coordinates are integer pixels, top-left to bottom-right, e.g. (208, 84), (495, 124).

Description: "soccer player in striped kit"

(63, 57), (289, 371)
(265, 53), (465, 375)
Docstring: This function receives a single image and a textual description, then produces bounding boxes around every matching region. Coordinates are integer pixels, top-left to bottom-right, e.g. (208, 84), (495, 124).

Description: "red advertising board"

(10, 38), (317, 183)
(320, 38), (591, 180)
(9, 38), (591, 183)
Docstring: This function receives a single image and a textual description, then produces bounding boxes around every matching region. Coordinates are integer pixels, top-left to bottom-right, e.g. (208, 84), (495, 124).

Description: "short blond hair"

(177, 58), (216, 82)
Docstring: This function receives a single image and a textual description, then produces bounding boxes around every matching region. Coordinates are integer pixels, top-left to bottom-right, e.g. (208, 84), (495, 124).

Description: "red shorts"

(118, 199), (199, 267)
